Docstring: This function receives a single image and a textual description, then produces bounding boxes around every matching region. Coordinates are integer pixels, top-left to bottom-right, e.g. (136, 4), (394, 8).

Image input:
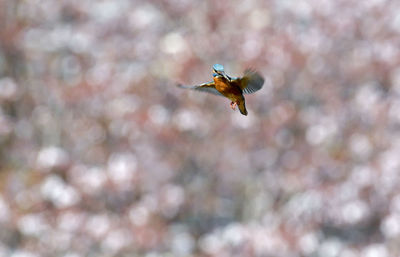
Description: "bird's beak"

(213, 69), (228, 79)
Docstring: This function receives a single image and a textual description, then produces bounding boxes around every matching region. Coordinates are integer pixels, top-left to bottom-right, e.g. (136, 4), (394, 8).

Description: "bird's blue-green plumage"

(213, 64), (224, 72)
(213, 64), (226, 78)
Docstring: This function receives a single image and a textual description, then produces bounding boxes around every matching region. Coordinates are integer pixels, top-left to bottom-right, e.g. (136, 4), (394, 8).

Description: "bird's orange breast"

(214, 76), (243, 101)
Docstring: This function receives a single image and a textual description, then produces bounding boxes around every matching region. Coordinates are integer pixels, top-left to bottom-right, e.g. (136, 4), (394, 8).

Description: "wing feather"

(233, 69), (264, 95)
(177, 81), (223, 96)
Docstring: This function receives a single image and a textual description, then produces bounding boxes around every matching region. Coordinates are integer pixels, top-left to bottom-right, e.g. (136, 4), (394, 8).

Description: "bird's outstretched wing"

(177, 81), (223, 96)
(233, 69), (264, 94)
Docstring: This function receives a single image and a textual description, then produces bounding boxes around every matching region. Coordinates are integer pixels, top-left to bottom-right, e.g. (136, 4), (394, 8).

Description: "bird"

(177, 64), (264, 116)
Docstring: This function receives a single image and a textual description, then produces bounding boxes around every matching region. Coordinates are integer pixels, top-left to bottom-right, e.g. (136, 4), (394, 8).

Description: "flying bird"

(177, 64), (264, 116)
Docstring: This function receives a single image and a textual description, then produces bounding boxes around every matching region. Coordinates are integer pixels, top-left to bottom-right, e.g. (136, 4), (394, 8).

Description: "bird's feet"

(230, 101), (237, 110)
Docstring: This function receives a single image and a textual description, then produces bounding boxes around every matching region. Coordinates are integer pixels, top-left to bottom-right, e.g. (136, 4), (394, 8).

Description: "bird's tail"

(238, 100), (248, 116)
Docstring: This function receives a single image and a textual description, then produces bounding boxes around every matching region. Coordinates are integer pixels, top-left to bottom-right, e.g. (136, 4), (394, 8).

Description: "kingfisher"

(177, 64), (264, 116)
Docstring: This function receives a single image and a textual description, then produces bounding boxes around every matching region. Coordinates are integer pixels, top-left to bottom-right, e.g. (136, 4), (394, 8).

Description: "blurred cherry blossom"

(1, 0), (400, 256)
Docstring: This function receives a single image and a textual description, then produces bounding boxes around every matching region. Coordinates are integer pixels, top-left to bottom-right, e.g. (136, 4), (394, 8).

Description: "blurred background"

(1, 0), (400, 256)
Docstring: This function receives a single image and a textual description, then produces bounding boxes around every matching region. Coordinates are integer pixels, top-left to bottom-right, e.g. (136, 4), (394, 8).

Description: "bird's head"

(212, 64), (226, 78)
